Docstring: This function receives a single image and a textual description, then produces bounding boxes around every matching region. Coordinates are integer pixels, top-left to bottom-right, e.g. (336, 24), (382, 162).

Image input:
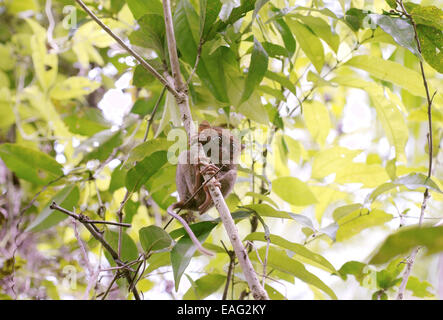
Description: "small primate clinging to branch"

(167, 121), (243, 256)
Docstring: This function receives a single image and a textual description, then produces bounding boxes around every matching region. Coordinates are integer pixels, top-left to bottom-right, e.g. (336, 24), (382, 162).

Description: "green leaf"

(395, 173), (442, 193)
(406, 276), (434, 298)
(385, 0), (397, 9)
(368, 173), (442, 202)
(0, 143), (63, 185)
(344, 55), (427, 98)
(337, 261), (368, 283)
(126, 0), (163, 19)
(244, 192), (278, 208)
(50, 76), (100, 100)
(0, 88), (14, 129)
(238, 96), (270, 125)
(174, 0), (229, 103)
(265, 284), (286, 300)
(241, 38), (268, 103)
(183, 274), (226, 299)
(410, 5), (443, 30)
(137, 14), (166, 59)
(125, 151), (168, 192)
(104, 230), (139, 265)
(332, 203), (363, 222)
(200, 0), (222, 40)
(272, 177), (317, 206)
(287, 20), (324, 73)
(312, 146), (361, 179)
(64, 108), (110, 136)
(171, 221), (217, 290)
(273, 18), (296, 57)
(370, 226), (443, 265)
(245, 232), (336, 273)
(132, 64), (156, 87)
(417, 25), (443, 73)
(293, 14), (339, 52)
(264, 71), (297, 96)
(243, 204), (315, 230)
(376, 258), (404, 290)
(125, 139), (174, 165)
(336, 209), (393, 242)
(260, 42), (288, 58)
(139, 226), (173, 252)
(368, 14), (420, 57)
(303, 100), (331, 146)
(75, 129), (123, 162)
(109, 164), (129, 193)
(251, 247), (337, 299)
(26, 185), (79, 232)
(145, 252), (171, 274)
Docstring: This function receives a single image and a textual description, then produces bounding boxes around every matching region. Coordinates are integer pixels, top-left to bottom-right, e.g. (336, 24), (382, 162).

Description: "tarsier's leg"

(167, 202), (214, 256)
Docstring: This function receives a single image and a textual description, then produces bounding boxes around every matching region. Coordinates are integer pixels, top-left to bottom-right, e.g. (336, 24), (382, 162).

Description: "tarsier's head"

(198, 121), (244, 165)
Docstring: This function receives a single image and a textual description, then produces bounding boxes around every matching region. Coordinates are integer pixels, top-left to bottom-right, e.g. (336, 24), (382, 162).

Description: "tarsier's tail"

(167, 203), (214, 256)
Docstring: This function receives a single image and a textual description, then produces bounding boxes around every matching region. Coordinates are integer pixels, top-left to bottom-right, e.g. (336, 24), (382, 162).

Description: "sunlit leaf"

(0, 143), (63, 185)
(370, 226), (443, 265)
(139, 226), (173, 252)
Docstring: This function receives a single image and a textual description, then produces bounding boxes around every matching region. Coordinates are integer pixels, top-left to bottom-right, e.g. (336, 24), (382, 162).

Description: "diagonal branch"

(73, 0), (178, 97)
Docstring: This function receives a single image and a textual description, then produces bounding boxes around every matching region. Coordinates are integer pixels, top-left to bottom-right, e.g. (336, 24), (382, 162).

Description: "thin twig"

(186, 39), (203, 86)
(162, 0), (185, 91)
(49, 203), (131, 227)
(143, 86), (167, 142)
(100, 271), (120, 300)
(116, 191), (131, 259)
(73, 0), (177, 97)
(395, 0), (437, 300)
(221, 240), (235, 300)
(50, 202), (140, 299)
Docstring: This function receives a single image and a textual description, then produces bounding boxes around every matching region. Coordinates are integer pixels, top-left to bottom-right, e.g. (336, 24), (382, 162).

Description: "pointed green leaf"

(370, 226), (443, 265)
(183, 274), (226, 299)
(0, 143), (63, 185)
(245, 232), (336, 273)
(241, 38), (268, 103)
(252, 247), (337, 299)
(272, 177), (317, 206)
(171, 221), (217, 290)
(139, 226), (173, 252)
(26, 185), (79, 232)
(287, 20), (324, 73)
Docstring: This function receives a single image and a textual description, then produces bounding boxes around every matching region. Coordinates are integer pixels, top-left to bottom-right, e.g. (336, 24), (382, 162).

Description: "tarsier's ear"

(199, 120), (211, 132)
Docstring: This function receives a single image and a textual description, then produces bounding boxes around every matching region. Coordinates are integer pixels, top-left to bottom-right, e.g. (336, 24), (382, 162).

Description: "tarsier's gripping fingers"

(198, 163), (222, 214)
(167, 203), (214, 256)
(200, 163), (219, 176)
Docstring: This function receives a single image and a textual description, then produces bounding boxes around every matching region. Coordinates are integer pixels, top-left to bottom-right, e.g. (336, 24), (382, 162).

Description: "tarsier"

(167, 121), (243, 256)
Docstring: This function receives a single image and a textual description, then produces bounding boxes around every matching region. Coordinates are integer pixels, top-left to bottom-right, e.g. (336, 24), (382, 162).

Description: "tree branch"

(50, 202), (140, 300)
(161, 0), (269, 300)
(395, 0), (437, 300)
(73, 0), (178, 97)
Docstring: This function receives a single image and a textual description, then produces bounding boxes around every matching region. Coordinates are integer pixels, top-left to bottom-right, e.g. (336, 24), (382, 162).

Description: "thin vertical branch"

(143, 86), (167, 142)
(161, 0), (269, 300)
(162, 0), (185, 92)
(395, 0), (437, 300)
